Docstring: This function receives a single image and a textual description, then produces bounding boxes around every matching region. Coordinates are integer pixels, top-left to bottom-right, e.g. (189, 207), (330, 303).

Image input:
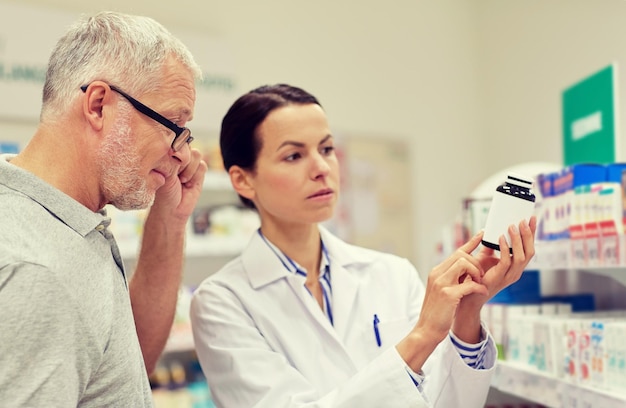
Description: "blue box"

(489, 270), (541, 304)
(541, 293), (595, 312)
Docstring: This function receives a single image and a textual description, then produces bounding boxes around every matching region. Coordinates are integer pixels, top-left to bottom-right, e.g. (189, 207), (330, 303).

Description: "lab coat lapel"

(282, 272), (358, 375)
(328, 261), (359, 342)
(243, 230), (357, 372)
(283, 273), (336, 334)
(319, 226), (375, 343)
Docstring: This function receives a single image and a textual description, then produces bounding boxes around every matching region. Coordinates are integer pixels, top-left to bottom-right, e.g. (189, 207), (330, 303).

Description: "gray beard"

(98, 107), (155, 211)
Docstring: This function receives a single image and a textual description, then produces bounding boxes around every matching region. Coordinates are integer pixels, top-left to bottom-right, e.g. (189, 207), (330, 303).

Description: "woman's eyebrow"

(276, 134), (333, 151)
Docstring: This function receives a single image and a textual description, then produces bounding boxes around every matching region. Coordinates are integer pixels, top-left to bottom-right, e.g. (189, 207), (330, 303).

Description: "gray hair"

(41, 11), (202, 122)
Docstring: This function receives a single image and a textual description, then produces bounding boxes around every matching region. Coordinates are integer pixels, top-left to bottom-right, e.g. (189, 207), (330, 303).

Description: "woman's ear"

(228, 166), (255, 202)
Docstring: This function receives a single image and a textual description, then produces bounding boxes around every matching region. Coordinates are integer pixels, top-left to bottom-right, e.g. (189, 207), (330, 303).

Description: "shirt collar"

(257, 229), (331, 277)
(0, 154), (106, 236)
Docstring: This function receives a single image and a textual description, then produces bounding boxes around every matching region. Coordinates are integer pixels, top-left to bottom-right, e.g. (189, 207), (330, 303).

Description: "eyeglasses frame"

(80, 83), (193, 152)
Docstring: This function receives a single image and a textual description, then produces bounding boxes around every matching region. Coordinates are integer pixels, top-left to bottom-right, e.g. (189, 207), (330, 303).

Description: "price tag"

(601, 234), (619, 266)
(586, 237), (600, 267)
(570, 238), (586, 268)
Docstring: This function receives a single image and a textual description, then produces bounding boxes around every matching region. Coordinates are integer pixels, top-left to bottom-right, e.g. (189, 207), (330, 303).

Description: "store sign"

(562, 64), (617, 165)
(0, 3), (238, 131)
(173, 32), (240, 132)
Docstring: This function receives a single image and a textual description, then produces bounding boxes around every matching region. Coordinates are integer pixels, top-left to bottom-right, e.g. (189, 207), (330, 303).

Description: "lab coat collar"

(318, 225), (377, 267)
(242, 225), (376, 291)
(242, 231), (290, 289)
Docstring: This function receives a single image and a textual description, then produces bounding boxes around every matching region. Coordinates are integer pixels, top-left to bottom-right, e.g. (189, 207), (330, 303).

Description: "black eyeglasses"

(80, 84), (193, 152)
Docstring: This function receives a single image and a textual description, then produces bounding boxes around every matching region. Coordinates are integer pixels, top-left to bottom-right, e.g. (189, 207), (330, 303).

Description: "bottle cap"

(506, 173), (534, 188)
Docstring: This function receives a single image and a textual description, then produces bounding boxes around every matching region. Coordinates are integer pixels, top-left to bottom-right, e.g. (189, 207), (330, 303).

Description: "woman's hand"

(397, 231), (490, 371)
(461, 216), (537, 312)
(451, 216), (537, 343)
(418, 230), (492, 340)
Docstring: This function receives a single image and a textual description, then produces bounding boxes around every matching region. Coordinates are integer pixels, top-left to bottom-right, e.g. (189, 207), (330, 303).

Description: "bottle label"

(483, 191), (535, 248)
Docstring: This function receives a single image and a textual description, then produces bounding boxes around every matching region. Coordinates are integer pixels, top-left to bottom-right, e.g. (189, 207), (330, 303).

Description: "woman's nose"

(311, 153), (330, 179)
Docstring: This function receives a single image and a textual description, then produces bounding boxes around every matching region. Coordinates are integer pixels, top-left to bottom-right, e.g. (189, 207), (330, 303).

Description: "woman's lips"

(308, 188), (334, 199)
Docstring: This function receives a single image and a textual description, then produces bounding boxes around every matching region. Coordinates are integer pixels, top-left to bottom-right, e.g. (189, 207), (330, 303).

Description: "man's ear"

(82, 82), (111, 132)
(228, 165), (255, 202)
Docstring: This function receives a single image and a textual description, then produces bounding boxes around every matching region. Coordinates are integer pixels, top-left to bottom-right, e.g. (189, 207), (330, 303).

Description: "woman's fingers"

(449, 257), (483, 285)
(458, 274), (489, 297)
(433, 231), (485, 281)
(458, 230), (484, 254)
(520, 217), (536, 260)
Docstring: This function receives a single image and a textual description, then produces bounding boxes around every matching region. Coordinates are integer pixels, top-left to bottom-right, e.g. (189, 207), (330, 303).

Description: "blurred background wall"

(2, 0), (626, 278)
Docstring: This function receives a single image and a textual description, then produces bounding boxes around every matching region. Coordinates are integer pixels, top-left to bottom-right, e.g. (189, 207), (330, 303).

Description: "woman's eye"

(322, 146), (335, 155)
(285, 152), (301, 161)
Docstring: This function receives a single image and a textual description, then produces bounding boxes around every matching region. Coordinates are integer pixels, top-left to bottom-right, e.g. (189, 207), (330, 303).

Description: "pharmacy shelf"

(529, 240), (626, 287)
(197, 170), (239, 208)
(118, 234), (249, 260)
(492, 361), (626, 408)
(164, 324), (195, 354)
(576, 266), (626, 287)
(532, 260), (626, 288)
(202, 169), (232, 190)
(114, 169), (252, 260)
(533, 264), (626, 288)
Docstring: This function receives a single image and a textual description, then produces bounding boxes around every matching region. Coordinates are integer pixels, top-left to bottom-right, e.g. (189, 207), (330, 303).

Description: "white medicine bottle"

(481, 173), (536, 253)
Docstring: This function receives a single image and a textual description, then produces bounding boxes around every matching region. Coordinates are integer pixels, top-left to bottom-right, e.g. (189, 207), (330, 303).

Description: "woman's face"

(245, 103), (340, 228)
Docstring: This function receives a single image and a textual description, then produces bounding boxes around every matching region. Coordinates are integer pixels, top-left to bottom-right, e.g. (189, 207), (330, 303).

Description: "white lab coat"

(190, 226), (496, 408)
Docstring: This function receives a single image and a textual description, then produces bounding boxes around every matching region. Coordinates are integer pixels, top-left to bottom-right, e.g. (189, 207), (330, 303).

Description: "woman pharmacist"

(190, 83), (536, 408)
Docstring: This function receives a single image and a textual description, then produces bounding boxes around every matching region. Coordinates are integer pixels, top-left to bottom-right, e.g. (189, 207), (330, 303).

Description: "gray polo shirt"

(0, 154), (153, 407)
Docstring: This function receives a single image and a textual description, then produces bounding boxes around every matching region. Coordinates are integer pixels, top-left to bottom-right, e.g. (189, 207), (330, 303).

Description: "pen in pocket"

(373, 314), (381, 347)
